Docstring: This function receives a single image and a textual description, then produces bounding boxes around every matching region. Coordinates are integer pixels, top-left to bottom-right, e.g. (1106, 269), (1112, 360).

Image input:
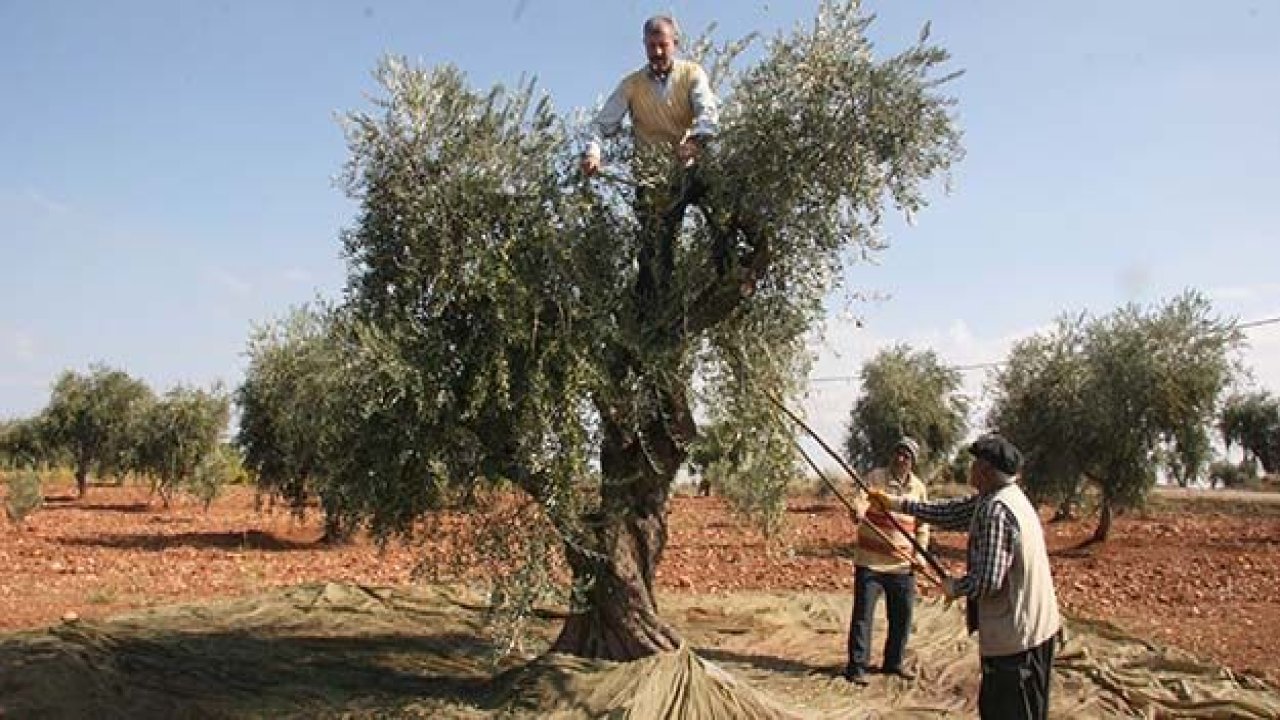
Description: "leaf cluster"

(4, 471), (43, 527)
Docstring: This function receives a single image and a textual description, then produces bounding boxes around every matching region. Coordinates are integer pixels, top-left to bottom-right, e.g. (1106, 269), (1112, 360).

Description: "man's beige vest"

(621, 60), (700, 150)
(975, 483), (1061, 657)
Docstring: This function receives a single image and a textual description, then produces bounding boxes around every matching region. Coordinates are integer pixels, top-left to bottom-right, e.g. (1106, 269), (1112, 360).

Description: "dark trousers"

(847, 566), (916, 672)
(978, 632), (1058, 720)
(634, 168), (730, 319)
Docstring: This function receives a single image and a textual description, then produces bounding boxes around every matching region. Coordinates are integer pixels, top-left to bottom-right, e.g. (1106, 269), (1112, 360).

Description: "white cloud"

(0, 187), (71, 217)
(282, 267), (313, 284)
(23, 189), (70, 216)
(205, 268), (253, 298)
(1, 328), (39, 363)
(0, 329), (46, 417)
(1208, 283), (1280, 304)
(1240, 325), (1280, 395)
(11, 331), (37, 361)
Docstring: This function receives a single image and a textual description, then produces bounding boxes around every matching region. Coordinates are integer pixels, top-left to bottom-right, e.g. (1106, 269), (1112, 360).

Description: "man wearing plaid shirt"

(870, 434), (1061, 720)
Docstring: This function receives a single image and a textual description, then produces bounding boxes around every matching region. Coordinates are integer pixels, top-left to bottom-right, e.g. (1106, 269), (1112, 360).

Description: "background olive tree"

(988, 291), (1242, 541)
(131, 385), (231, 507)
(843, 343), (969, 476)
(1220, 391), (1280, 475)
(0, 418), (56, 471)
(235, 304), (359, 541)
(238, 1), (962, 661)
(40, 364), (153, 497)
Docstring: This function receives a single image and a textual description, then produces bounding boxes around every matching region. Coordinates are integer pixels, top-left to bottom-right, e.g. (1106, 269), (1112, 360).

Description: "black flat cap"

(968, 434), (1022, 476)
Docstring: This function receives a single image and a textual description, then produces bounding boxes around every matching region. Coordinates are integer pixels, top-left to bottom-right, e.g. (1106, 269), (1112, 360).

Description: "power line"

(809, 314), (1280, 384)
(1237, 315), (1280, 330)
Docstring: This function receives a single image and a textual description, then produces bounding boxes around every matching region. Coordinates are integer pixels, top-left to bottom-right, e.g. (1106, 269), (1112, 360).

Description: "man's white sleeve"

(585, 81), (629, 159)
(689, 66), (719, 139)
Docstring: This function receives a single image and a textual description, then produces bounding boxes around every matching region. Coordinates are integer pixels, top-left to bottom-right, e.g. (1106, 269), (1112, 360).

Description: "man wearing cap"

(844, 436), (930, 685)
(869, 434), (1061, 720)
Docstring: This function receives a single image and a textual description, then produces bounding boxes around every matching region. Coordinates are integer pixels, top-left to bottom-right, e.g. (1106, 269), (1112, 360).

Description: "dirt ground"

(1, 480), (1277, 692)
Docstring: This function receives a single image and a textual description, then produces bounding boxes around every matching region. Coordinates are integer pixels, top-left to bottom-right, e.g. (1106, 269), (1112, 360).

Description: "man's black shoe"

(842, 666), (869, 686)
(883, 666), (916, 681)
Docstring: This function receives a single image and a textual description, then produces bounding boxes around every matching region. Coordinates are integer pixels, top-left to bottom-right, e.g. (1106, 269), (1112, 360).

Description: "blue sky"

(3, 1), (1278, 447)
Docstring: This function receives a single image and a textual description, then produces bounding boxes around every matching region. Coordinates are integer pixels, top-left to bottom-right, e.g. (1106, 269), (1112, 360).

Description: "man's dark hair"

(643, 14), (680, 42)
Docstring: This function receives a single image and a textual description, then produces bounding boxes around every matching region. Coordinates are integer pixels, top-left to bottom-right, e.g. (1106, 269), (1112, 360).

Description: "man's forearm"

(899, 495), (975, 532)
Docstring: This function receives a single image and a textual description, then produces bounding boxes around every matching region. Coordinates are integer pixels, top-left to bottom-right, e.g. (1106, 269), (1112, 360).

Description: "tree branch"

(679, 215), (771, 338)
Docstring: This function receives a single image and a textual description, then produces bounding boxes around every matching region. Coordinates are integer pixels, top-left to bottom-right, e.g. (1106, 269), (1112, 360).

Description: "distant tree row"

(237, 287), (1270, 555)
(838, 290), (1271, 541)
(0, 364), (233, 507)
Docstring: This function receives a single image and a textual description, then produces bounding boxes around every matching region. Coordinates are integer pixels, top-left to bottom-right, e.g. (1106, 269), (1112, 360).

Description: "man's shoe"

(842, 667), (869, 686)
(883, 666), (916, 681)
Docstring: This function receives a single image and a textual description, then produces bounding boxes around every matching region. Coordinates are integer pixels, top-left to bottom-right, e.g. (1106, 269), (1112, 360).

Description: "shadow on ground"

(2, 583), (1277, 719)
(56, 530), (318, 552)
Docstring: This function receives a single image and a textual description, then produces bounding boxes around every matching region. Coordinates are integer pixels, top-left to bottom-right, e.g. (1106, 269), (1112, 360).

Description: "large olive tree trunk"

(551, 509), (682, 659)
(550, 182), (762, 661)
(551, 385), (694, 660)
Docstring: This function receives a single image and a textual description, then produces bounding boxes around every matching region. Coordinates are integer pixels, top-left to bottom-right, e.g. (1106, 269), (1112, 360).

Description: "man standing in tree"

(580, 15), (725, 308)
(871, 434), (1061, 720)
(845, 436), (930, 685)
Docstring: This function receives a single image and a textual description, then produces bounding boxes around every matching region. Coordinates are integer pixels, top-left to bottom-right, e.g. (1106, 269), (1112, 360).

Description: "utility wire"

(810, 314), (1280, 384)
(1238, 316), (1280, 330)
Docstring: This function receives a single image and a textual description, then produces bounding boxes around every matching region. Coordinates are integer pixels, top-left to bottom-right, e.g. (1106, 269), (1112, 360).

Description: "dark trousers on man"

(847, 565), (916, 674)
(634, 167), (731, 322)
(978, 632), (1058, 720)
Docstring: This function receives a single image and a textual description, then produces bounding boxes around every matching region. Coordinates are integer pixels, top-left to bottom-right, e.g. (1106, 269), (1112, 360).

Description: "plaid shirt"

(900, 493), (1018, 599)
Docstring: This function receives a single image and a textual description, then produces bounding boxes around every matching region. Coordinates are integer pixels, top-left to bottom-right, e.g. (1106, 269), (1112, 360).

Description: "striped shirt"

(854, 467), (929, 573)
(900, 492), (1018, 599)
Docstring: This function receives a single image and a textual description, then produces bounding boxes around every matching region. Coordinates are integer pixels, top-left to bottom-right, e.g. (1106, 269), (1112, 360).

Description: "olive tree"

(687, 383), (806, 539)
(40, 364), (152, 497)
(235, 304), (357, 540)
(988, 313), (1092, 518)
(1220, 391), (1280, 474)
(131, 385), (231, 507)
(0, 418), (54, 471)
(989, 291), (1242, 541)
(844, 343), (969, 474)
(313, 1), (960, 660)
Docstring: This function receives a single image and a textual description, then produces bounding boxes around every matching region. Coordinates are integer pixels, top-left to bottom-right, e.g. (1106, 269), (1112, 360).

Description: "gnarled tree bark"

(551, 394), (695, 659)
(551, 187), (763, 661)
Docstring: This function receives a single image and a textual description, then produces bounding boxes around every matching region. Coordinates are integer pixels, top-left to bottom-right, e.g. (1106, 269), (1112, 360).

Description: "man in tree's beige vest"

(871, 435), (1061, 720)
(580, 15), (718, 178)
